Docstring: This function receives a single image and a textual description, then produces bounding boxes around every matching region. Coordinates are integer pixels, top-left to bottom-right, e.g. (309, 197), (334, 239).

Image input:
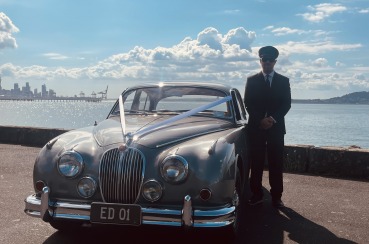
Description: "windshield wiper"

(111, 110), (155, 116)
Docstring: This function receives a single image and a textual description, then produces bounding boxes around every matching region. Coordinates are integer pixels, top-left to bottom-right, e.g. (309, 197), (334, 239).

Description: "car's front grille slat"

(99, 148), (145, 204)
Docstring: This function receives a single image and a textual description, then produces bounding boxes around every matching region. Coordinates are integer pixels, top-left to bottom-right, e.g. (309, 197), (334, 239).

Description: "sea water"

(285, 103), (369, 148)
(0, 100), (368, 149)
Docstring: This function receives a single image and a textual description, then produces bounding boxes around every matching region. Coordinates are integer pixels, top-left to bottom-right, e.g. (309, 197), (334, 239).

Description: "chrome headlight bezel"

(57, 150), (84, 178)
(160, 155), (189, 184)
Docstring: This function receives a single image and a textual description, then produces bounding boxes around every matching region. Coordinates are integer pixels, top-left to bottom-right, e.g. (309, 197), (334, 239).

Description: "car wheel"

(49, 219), (83, 232)
(223, 166), (243, 239)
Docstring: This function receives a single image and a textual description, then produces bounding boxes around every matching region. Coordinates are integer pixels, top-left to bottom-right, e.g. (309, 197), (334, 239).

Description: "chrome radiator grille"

(99, 148), (145, 204)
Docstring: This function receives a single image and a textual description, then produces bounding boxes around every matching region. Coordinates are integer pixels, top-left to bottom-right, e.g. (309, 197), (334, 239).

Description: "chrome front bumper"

(24, 187), (235, 228)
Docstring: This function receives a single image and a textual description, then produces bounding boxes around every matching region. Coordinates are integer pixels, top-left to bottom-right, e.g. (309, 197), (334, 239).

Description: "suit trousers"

(248, 129), (284, 199)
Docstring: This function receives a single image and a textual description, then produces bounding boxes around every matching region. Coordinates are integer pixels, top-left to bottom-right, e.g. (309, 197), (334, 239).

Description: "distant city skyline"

(0, 76), (104, 98)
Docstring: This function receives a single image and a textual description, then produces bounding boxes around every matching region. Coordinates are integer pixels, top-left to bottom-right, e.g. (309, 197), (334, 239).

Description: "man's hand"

(260, 117), (274, 130)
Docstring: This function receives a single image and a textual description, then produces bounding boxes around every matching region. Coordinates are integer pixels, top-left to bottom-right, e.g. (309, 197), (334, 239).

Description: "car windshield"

(111, 86), (232, 119)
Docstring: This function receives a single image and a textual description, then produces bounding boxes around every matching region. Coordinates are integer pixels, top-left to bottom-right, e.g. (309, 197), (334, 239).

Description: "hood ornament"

(118, 143), (127, 152)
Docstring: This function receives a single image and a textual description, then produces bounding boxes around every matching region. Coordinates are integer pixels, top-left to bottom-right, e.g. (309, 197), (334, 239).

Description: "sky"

(0, 0), (368, 99)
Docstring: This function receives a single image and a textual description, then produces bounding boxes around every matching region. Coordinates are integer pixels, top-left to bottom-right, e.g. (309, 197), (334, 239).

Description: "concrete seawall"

(0, 126), (68, 147)
(1, 125), (368, 181)
(284, 144), (369, 181)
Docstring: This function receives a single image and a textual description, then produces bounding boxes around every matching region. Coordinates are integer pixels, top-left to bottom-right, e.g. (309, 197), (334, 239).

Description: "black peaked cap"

(258, 46), (279, 59)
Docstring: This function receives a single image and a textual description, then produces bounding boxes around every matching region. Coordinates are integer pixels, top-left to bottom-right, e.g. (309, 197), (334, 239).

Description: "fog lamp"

(142, 180), (163, 202)
(77, 177), (97, 198)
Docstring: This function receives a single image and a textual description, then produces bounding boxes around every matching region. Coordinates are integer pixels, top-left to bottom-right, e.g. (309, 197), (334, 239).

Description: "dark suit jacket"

(244, 71), (291, 135)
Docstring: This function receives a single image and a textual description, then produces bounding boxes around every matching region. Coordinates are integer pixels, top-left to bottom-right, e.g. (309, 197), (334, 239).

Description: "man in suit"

(244, 46), (291, 208)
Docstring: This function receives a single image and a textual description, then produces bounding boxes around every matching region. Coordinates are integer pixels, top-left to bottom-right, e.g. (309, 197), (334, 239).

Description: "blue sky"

(1, 0), (368, 99)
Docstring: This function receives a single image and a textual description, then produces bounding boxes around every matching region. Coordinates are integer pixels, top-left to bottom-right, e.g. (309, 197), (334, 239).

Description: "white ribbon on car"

(119, 94), (126, 143)
(119, 95), (232, 140)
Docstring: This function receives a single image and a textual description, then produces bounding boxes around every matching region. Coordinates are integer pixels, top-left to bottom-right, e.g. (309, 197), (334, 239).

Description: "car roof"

(125, 81), (233, 94)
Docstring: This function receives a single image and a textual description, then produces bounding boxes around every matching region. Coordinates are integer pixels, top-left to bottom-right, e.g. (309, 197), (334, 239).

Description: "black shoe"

(272, 199), (285, 208)
(248, 195), (263, 206)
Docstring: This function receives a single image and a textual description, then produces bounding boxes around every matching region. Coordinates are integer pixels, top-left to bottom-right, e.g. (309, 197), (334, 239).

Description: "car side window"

(138, 91), (150, 111)
(127, 90), (150, 111)
(109, 90), (135, 116)
(124, 91), (135, 110)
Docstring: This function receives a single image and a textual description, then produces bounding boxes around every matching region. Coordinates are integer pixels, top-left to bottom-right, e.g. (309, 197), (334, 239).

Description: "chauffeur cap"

(258, 46), (279, 59)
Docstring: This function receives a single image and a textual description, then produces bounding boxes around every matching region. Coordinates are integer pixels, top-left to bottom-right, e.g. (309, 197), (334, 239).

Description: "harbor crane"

(98, 85), (108, 99)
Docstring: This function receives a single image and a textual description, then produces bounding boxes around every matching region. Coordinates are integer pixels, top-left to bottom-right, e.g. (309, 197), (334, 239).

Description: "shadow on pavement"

(233, 188), (356, 244)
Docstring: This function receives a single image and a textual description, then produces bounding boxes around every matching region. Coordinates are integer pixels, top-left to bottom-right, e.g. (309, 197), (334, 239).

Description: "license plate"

(90, 203), (142, 226)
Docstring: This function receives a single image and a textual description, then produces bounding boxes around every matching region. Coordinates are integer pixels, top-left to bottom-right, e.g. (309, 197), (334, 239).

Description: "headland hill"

(292, 91), (369, 104)
(0, 77), (108, 102)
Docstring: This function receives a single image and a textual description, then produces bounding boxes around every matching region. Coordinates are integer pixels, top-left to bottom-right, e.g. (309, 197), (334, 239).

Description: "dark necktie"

(265, 74), (270, 87)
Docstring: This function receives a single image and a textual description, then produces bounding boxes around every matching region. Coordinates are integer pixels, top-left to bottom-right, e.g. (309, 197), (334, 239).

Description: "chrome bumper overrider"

(24, 187), (235, 228)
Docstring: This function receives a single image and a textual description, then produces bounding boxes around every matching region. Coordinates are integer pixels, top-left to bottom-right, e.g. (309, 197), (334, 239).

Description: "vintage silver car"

(24, 82), (249, 236)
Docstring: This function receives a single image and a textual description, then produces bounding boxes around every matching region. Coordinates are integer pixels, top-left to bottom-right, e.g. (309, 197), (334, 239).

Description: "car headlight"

(160, 155), (188, 183)
(77, 177), (97, 198)
(142, 180), (163, 202)
(57, 151), (84, 178)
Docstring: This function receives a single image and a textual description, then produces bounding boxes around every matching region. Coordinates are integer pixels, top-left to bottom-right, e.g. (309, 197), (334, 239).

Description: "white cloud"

(271, 27), (306, 36)
(223, 27), (256, 51)
(336, 61), (345, 67)
(299, 3), (347, 23)
(0, 12), (19, 49)
(0, 62), (18, 77)
(354, 73), (366, 80)
(197, 27), (223, 51)
(0, 12), (19, 33)
(1, 26), (368, 98)
(312, 58), (329, 68)
(269, 26), (328, 37)
(263, 26), (274, 30)
(358, 8), (369, 14)
(0, 27), (258, 94)
(42, 53), (69, 60)
(223, 9), (240, 15)
(279, 41), (362, 56)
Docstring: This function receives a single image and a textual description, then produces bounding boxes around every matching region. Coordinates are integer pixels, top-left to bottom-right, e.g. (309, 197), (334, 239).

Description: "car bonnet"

(93, 116), (234, 148)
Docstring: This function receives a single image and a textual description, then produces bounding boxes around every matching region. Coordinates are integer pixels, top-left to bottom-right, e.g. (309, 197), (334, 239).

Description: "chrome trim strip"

(143, 208), (182, 215)
(24, 194), (235, 227)
(142, 220), (182, 227)
(46, 138), (58, 150)
(194, 206), (235, 217)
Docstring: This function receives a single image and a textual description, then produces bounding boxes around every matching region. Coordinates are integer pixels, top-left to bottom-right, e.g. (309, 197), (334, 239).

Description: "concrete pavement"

(0, 143), (368, 243)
